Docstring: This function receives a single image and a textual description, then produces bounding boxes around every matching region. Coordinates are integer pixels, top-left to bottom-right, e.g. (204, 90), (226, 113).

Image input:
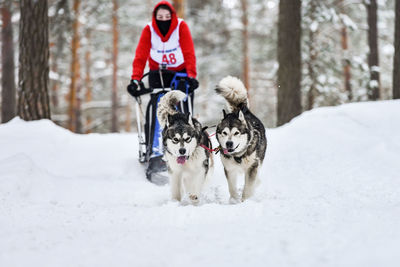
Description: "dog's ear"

(222, 109), (227, 118)
(238, 110), (245, 123)
(187, 113), (194, 127)
(167, 114), (173, 127)
(240, 104), (249, 113)
(191, 116), (202, 132)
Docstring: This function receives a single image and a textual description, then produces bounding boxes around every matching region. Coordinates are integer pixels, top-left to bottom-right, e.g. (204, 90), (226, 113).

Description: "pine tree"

(173, 0), (185, 18)
(340, 0), (352, 101)
(18, 0), (51, 120)
(84, 29), (93, 133)
(366, 0), (380, 100)
(68, 0), (81, 132)
(241, 0), (250, 90)
(111, 0), (119, 132)
(1, 0), (16, 123)
(277, 0), (302, 126)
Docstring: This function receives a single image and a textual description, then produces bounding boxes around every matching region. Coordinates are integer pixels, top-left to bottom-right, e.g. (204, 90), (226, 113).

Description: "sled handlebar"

(136, 69), (191, 95)
(139, 69), (185, 83)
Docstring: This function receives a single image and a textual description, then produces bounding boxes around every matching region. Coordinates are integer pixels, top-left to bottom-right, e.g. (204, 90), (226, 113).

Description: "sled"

(133, 67), (193, 185)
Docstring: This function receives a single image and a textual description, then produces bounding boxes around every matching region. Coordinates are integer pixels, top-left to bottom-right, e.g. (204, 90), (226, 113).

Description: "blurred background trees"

(1, 0), (16, 123)
(0, 0), (399, 131)
(394, 0), (400, 99)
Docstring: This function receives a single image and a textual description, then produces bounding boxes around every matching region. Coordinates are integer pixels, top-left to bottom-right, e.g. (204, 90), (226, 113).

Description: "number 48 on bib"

(162, 53), (177, 65)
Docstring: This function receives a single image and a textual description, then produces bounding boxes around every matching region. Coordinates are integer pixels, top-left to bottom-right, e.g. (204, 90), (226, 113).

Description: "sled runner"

(132, 67), (194, 185)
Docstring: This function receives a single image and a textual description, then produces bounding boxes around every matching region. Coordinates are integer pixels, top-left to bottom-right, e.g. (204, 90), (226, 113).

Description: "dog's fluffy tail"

(216, 76), (249, 111)
(157, 90), (186, 128)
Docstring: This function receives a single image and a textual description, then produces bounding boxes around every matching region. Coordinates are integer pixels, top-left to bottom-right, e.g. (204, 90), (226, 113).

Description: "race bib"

(149, 19), (185, 68)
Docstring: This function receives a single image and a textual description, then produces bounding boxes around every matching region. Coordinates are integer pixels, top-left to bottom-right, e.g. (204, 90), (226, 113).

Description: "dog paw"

(241, 194), (254, 202)
(229, 197), (241, 204)
(189, 194), (200, 204)
(189, 194), (198, 201)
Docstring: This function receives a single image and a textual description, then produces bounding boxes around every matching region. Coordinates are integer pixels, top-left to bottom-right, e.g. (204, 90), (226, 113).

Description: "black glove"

(187, 77), (199, 93)
(127, 80), (141, 97)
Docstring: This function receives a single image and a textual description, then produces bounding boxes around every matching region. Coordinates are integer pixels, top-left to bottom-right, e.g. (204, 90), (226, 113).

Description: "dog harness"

(199, 125), (222, 154)
(200, 144), (221, 154)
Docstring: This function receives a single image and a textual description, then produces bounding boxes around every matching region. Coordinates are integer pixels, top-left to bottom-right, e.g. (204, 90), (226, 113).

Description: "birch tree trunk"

(18, 0), (51, 120)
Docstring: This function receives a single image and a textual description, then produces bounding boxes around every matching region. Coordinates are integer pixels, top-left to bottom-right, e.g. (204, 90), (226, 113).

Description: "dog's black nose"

(179, 148), (186, 155)
(226, 141), (233, 148)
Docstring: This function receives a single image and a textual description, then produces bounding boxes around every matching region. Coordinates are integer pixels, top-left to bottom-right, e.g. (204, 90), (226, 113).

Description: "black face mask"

(156, 20), (171, 36)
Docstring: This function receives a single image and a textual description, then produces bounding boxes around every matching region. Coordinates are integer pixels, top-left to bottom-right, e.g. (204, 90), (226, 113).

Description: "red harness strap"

(207, 132), (216, 138)
(200, 127), (218, 153)
(200, 144), (221, 154)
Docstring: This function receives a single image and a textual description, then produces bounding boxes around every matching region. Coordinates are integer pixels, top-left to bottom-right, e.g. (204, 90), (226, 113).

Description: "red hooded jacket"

(131, 1), (197, 80)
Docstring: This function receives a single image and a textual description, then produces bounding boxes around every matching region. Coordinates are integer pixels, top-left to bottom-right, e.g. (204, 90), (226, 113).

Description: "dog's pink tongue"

(223, 148), (229, 154)
(177, 156), (186, 165)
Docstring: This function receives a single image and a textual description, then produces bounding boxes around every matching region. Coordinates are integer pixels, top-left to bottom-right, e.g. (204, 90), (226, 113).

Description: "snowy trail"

(1, 100), (399, 267)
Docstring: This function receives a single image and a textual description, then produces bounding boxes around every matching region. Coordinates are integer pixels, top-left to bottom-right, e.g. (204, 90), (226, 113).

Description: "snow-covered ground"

(1, 100), (399, 267)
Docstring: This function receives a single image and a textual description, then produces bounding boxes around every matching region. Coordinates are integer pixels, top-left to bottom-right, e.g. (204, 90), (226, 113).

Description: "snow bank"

(1, 100), (399, 267)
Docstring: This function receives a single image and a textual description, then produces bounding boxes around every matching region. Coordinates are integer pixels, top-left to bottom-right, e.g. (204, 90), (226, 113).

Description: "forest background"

(1, 0), (399, 132)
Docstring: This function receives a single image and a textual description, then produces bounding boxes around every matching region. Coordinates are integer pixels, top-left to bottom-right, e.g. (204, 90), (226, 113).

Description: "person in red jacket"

(127, 1), (198, 182)
(127, 1), (198, 94)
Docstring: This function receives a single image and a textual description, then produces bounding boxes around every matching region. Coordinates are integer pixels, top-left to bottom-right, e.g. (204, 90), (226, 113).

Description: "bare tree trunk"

(240, 0), (250, 91)
(366, 0), (380, 100)
(84, 29), (92, 133)
(173, 0), (185, 19)
(68, 0), (81, 132)
(111, 0), (119, 132)
(306, 0), (317, 111)
(18, 0), (51, 120)
(393, 0), (400, 99)
(340, 0), (352, 101)
(76, 74), (82, 133)
(277, 0), (302, 126)
(1, 0), (16, 123)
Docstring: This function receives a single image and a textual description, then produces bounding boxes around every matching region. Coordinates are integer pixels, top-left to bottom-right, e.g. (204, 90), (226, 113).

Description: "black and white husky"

(215, 76), (267, 202)
(157, 91), (213, 203)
